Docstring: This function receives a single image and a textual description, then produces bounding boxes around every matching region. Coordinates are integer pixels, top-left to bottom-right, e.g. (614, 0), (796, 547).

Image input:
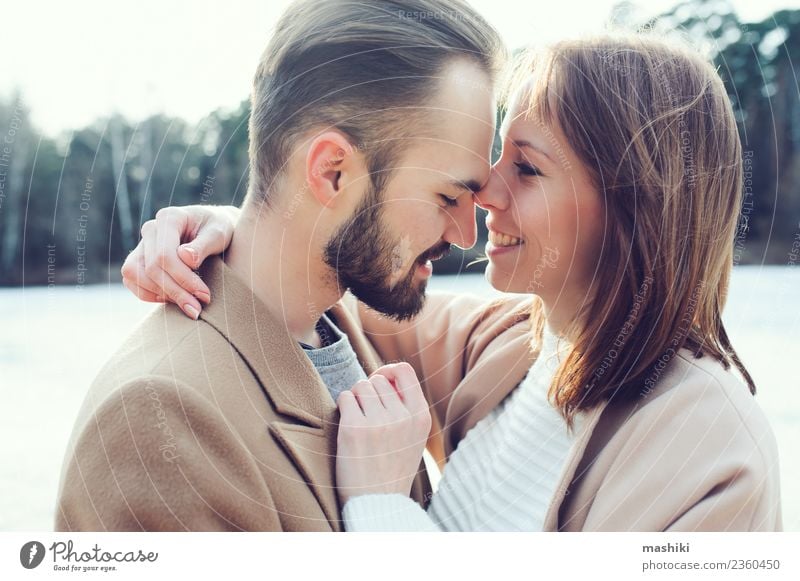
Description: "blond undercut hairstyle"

(247, 0), (504, 204)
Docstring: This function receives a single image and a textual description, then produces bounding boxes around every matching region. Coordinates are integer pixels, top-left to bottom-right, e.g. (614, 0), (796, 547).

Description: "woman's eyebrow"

(511, 139), (554, 163)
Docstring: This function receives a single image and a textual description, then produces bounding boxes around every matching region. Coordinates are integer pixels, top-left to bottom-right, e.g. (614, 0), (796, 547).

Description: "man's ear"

(305, 131), (361, 208)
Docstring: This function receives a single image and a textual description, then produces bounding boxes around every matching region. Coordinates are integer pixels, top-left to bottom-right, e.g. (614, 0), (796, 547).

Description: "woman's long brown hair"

(507, 34), (755, 427)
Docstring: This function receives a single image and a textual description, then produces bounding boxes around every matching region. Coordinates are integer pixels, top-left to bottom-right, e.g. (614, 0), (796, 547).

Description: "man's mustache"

(417, 241), (452, 265)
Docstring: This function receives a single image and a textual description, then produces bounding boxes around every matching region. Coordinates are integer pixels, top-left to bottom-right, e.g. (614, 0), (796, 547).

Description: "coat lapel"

(269, 416), (343, 531)
(442, 326), (536, 456)
(198, 256), (336, 427)
(440, 318), (613, 532)
(541, 400), (609, 531)
(198, 256), (343, 529)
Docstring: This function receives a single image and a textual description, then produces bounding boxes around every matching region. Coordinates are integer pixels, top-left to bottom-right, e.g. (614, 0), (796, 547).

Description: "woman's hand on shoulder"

(120, 205), (239, 319)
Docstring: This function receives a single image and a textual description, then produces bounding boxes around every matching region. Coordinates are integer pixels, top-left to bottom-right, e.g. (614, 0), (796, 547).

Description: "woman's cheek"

(529, 247), (562, 296)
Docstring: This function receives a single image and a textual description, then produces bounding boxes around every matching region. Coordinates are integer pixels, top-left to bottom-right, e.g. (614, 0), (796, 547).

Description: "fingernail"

(184, 304), (200, 320)
(195, 291), (210, 304)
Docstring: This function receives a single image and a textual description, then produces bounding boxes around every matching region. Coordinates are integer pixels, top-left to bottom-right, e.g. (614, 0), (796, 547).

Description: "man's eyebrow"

(511, 139), (553, 162)
(448, 179), (483, 194)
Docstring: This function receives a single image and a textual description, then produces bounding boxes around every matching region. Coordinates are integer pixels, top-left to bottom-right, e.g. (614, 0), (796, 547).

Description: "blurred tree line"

(1, 0), (798, 286)
(0, 99), (250, 285)
(625, 0), (800, 267)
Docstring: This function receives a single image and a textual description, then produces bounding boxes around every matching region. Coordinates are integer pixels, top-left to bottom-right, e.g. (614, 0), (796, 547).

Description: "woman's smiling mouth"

(488, 229), (523, 247)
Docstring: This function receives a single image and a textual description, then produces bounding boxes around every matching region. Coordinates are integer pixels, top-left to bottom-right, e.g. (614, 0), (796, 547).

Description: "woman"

(121, 34), (782, 531)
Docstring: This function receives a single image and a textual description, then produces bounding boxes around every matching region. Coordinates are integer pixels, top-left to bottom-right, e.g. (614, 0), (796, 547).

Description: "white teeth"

(489, 230), (522, 247)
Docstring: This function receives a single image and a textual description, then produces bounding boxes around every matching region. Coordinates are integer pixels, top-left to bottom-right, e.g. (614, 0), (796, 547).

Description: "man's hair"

(247, 0), (504, 204)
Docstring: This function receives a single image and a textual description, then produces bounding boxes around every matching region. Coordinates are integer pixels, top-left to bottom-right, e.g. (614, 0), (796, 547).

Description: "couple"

(56, 0), (782, 531)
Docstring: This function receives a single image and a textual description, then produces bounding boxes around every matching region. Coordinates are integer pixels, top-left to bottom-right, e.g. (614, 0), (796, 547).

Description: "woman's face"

(475, 86), (605, 311)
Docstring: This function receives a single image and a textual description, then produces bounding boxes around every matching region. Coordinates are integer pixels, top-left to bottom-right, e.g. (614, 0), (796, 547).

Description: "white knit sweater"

(342, 327), (581, 531)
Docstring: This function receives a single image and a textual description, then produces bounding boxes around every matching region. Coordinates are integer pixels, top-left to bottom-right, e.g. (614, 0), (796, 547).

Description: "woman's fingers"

(372, 363), (428, 416)
(178, 222), (233, 272)
(336, 390), (363, 425)
(141, 220), (202, 319)
(120, 205), (240, 310)
(153, 209), (211, 303)
(121, 246), (163, 301)
(154, 209), (211, 300)
(368, 374), (406, 415)
(122, 277), (165, 303)
(335, 370), (430, 504)
(120, 246), (144, 292)
(132, 256), (166, 299)
(350, 380), (386, 416)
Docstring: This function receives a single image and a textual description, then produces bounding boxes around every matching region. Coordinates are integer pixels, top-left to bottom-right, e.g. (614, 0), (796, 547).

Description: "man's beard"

(323, 184), (451, 321)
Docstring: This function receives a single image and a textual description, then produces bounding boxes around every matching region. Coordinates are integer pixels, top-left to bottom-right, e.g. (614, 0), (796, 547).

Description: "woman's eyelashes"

(514, 161), (543, 178)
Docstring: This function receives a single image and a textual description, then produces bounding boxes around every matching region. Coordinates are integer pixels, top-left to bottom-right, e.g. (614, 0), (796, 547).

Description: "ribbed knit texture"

(342, 326), (581, 531)
(302, 313), (367, 403)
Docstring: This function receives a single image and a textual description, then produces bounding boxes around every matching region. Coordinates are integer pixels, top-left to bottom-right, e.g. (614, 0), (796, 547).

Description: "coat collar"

(329, 302), (382, 376)
(197, 256), (379, 530)
(268, 422), (342, 530)
(541, 400), (610, 531)
(442, 321), (537, 456)
(199, 255), (380, 427)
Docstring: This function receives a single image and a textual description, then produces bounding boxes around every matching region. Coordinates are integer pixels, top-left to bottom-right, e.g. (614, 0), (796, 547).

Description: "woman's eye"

(514, 161), (541, 177)
(439, 194), (458, 208)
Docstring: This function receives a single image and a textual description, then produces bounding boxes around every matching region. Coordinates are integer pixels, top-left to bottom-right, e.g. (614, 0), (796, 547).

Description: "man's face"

(324, 60), (496, 320)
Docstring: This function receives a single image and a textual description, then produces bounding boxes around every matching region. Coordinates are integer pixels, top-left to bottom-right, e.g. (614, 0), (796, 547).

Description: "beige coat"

(55, 256), (430, 531)
(351, 291), (783, 531)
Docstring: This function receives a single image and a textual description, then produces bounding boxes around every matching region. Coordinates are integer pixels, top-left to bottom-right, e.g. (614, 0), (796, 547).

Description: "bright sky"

(2, 0), (796, 136)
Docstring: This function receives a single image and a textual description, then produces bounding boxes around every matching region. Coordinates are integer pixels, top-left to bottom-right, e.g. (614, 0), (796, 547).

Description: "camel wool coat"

(349, 291), (782, 531)
(55, 256), (431, 531)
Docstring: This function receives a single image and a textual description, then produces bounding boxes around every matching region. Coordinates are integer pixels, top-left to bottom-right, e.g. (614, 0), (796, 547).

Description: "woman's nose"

(474, 166), (509, 212)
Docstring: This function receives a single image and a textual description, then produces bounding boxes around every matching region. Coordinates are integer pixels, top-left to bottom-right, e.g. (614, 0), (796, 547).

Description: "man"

(56, 0), (502, 531)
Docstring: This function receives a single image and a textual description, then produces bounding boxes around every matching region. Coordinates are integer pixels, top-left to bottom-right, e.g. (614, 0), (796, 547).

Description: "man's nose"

(443, 194), (478, 250)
